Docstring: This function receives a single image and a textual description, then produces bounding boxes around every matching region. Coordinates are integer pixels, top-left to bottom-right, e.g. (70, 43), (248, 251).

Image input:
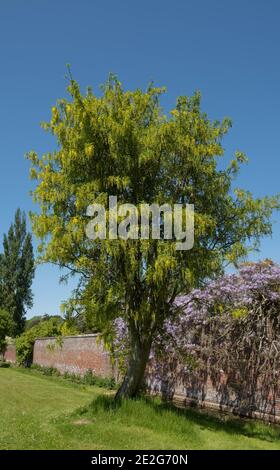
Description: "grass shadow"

(73, 393), (280, 445)
(146, 398), (280, 443)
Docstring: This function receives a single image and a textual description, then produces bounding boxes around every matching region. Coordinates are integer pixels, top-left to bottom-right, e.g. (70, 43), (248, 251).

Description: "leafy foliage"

(28, 74), (279, 397)
(0, 308), (14, 354)
(25, 314), (62, 331)
(16, 317), (63, 365)
(30, 363), (116, 389)
(16, 315), (80, 365)
(0, 209), (35, 335)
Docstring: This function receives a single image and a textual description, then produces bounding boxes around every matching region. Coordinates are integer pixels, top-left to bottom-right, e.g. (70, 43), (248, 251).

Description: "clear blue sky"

(0, 0), (279, 318)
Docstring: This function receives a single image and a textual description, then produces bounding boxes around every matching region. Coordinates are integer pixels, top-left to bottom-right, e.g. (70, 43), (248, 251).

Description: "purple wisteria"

(113, 260), (280, 415)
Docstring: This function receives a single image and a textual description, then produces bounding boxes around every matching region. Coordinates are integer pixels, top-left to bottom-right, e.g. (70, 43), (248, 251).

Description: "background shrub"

(0, 308), (14, 354)
(16, 318), (63, 365)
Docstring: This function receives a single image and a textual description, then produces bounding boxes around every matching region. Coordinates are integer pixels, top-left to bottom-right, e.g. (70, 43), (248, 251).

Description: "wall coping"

(35, 333), (101, 341)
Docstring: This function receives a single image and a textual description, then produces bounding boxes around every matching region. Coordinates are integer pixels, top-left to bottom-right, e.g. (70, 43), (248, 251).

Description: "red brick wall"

(33, 334), (115, 378)
(21, 334), (280, 423)
(4, 344), (16, 363)
(151, 370), (280, 424)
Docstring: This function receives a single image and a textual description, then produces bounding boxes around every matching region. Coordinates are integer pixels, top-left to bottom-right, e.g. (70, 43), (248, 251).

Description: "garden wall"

(3, 344), (16, 363)
(33, 334), (116, 378)
(6, 334), (280, 423)
(166, 374), (280, 424)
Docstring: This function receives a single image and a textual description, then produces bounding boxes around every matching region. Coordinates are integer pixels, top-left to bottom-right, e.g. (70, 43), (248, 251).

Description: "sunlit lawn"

(0, 367), (280, 450)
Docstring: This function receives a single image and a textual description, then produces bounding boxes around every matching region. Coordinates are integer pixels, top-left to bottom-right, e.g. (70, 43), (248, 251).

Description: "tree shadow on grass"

(75, 394), (280, 445)
(148, 399), (280, 444)
(72, 394), (123, 421)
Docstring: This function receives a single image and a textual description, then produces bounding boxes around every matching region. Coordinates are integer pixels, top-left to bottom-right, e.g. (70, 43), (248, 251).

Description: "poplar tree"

(0, 209), (35, 335)
(28, 75), (279, 398)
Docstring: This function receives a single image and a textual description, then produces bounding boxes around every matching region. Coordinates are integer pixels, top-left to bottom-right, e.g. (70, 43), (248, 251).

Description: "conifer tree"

(0, 209), (35, 335)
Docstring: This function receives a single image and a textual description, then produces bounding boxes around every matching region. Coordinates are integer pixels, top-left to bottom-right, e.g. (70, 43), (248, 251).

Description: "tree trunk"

(115, 325), (152, 400)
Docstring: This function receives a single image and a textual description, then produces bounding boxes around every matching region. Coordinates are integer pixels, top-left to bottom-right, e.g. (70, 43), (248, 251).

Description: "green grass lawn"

(1, 367), (280, 450)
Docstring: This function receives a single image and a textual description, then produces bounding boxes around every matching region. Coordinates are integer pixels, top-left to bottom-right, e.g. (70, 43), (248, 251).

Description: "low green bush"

(0, 361), (11, 368)
(83, 369), (116, 389)
(31, 364), (60, 376)
(16, 318), (80, 366)
(30, 363), (116, 389)
(16, 318), (63, 365)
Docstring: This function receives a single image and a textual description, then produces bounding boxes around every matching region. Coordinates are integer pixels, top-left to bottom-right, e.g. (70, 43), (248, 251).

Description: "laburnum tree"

(28, 75), (279, 399)
(0, 209), (35, 335)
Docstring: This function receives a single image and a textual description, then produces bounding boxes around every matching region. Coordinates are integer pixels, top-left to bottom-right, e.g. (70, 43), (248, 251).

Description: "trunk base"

(115, 337), (151, 400)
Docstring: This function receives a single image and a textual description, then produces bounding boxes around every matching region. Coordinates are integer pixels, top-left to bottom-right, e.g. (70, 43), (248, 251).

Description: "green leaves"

(15, 317), (63, 365)
(0, 309), (14, 354)
(28, 75), (279, 396)
(0, 210), (35, 335)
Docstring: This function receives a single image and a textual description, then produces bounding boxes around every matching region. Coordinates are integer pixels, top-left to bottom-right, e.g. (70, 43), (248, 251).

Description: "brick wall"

(172, 379), (280, 424)
(33, 334), (116, 378)
(148, 368), (280, 424)
(7, 333), (280, 423)
(3, 344), (16, 363)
